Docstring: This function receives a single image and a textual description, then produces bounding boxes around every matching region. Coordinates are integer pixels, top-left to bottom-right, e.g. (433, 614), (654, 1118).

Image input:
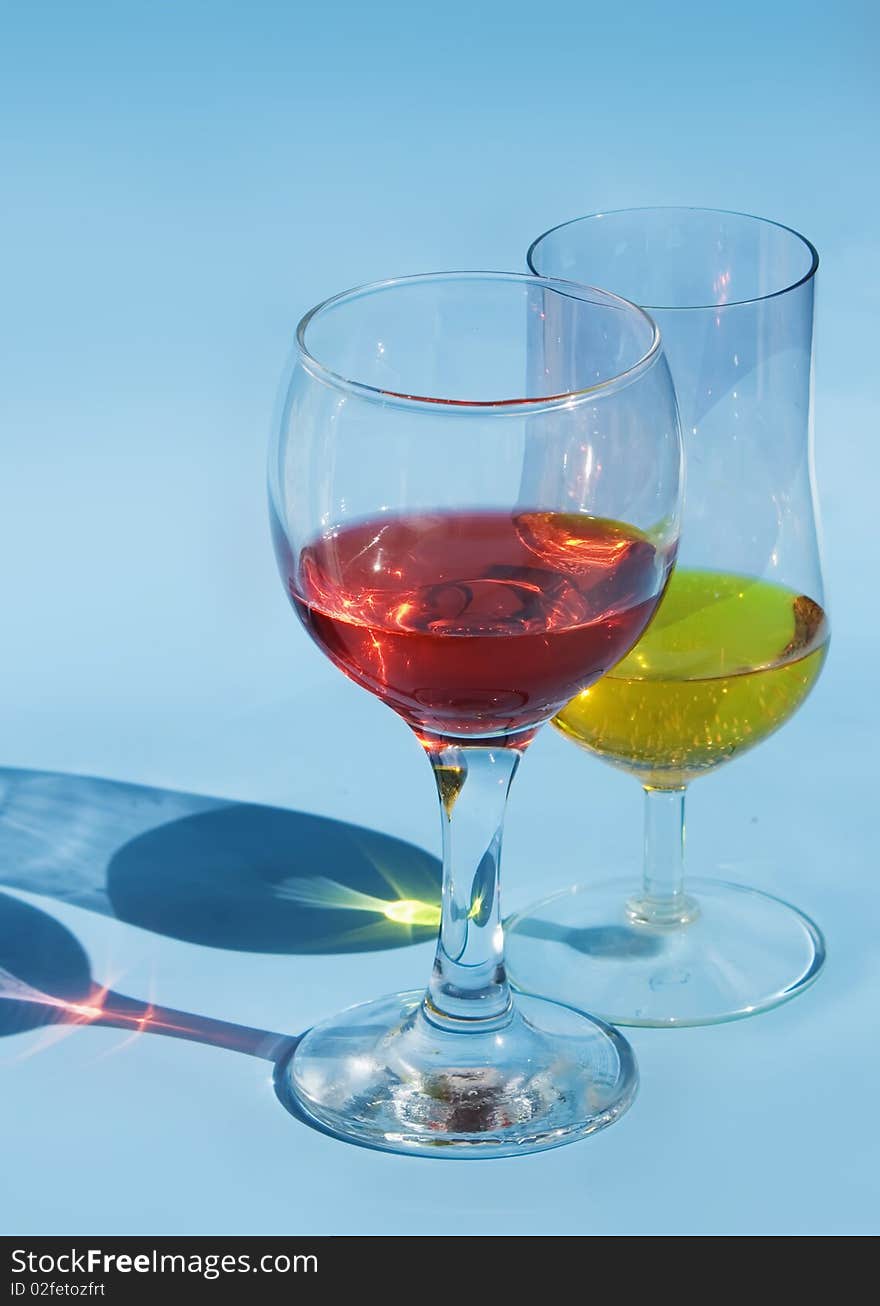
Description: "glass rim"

(295, 270), (662, 413)
(526, 207), (820, 311)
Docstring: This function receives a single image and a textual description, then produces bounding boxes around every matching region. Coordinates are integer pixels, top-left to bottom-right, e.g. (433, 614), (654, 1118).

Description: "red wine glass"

(269, 271), (682, 1156)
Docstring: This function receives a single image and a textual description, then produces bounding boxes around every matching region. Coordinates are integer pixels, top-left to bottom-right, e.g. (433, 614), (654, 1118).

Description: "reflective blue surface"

(1, 0), (878, 1235)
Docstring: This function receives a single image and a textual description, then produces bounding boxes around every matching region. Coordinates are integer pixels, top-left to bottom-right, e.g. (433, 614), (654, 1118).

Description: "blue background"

(1, 0), (878, 1235)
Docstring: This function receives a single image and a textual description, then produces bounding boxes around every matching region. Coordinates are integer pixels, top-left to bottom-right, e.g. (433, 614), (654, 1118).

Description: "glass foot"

(506, 877), (825, 1028)
(276, 989), (638, 1157)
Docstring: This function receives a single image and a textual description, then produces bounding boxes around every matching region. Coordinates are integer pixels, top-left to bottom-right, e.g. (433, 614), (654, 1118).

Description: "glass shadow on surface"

(0, 888), (292, 1057)
(0, 889), (338, 1148)
(0, 763), (453, 1156)
(0, 770), (641, 1157)
(507, 913), (663, 961)
(0, 889), (521, 1158)
(0, 767), (441, 955)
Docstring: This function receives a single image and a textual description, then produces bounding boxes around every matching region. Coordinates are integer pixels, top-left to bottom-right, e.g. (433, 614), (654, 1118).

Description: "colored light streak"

(274, 874), (440, 927)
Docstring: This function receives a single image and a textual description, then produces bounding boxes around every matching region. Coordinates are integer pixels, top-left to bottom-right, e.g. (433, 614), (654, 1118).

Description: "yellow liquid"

(554, 570), (829, 788)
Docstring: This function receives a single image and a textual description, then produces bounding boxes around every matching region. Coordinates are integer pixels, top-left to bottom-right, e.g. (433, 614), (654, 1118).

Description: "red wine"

(277, 510), (671, 741)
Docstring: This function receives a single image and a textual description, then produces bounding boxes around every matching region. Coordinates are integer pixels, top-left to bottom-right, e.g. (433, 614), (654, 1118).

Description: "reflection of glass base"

(506, 878), (825, 1028)
(277, 989), (638, 1158)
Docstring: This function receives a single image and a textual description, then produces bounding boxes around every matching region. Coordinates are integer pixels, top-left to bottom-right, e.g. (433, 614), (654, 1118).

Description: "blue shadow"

(0, 766), (441, 954)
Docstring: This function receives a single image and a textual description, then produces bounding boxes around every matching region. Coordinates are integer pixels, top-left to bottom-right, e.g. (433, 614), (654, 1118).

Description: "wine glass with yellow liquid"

(507, 209), (828, 1026)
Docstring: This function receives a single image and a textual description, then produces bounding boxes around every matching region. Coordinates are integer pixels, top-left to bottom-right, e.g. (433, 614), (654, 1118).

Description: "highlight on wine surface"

(508, 208), (829, 1030)
(268, 271), (682, 1157)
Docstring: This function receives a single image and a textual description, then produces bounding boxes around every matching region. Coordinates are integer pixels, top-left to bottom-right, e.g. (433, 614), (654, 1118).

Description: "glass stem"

(423, 743), (521, 1029)
(627, 785), (700, 927)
